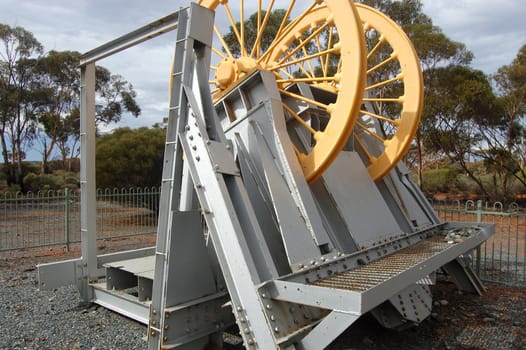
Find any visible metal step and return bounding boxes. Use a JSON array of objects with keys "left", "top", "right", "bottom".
[
  {"left": 104, "top": 255, "right": 155, "bottom": 302},
  {"left": 91, "top": 282, "right": 150, "bottom": 324},
  {"left": 90, "top": 255, "right": 156, "bottom": 325}
]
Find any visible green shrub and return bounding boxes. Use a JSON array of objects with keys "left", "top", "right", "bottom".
[
  {"left": 96, "top": 127, "right": 165, "bottom": 188},
  {"left": 422, "top": 167, "right": 461, "bottom": 193},
  {"left": 23, "top": 173, "right": 63, "bottom": 192}
]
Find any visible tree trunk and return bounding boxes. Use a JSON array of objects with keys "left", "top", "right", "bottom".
[
  {"left": 0, "top": 126, "right": 15, "bottom": 185},
  {"left": 457, "top": 157, "right": 491, "bottom": 200},
  {"left": 40, "top": 138, "right": 49, "bottom": 174}
]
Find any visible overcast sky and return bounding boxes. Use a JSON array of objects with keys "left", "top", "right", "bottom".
[{"left": 1, "top": 0, "right": 525, "bottom": 159}]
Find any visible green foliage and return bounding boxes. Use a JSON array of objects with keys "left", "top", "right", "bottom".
[
  {"left": 1, "top": 24, "right": 141, "bottom": 190},
  {"left": 23, "top": 172, "right": 62, "bottom": 192},
  {"left": 0, "top": 24, "right": 45, "bottom": 188},
  {"left": 421, "top": 166, "right": 461, "bottom": 194},
  {"left": 96, "top": 127, "right": 165, "bottom": 189},
  {"left": 20, "top": 168, "right": 78, "bottom": 192}
]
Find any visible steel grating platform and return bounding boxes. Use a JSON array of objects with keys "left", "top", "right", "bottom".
[
  {"left": 312, "top": 235, "right": 450, "bottom": 292},
  {"left": 265, "top": 225, "right": 493, "bottom": 319}
]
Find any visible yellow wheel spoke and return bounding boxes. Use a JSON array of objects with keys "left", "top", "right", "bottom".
[
  {"left": 278, "top": 68, "right": 296, "bottom": 81},
  {"left": 315, "top": 34, "right": 325, "bottom": 75},
  {"left": 240, "top": 0, "right": 245, "bottom": 57},
  {"left": 363, "top": 97, "right": 402, "bottom": 104},
  {"left": 276, "top": 76, "right": 337, "bottom": 84},
  {"left": 275, "top": 0, "right": 296, "bottom": 38},
  {"left": 323, "top": 29, "right": 334, "bottom": 77},
  {"left": 279, "top": 51, "right": 313, "bottom": 79},
  {"left": 279, "top": 89, "right": 329, "bottom": 111},
  {"left": 337, "top": 57, "right": 343, "bottom": 72},
  {"left": 259, "top": 1, "right": 318, "bottom": 64},
  {"left": 277, "top": 22, "right": 331, "bottom": 65},
  {"left": 365, "top": 74, "right": 402, "bottom": 91},
  {"left": 223, "top": 2, "right": 246, "bottom": 56},
  {"left": 250, "top": 0, "right": 276, "bottom": 58},
  {"left": 212, "top": 47, "right": 226, "bottom": 60},
  {"left": 214, "top": 25, "right": 234, "bottom": 59},
  {"left": 356, "top": 121, "right": 386, "bottom": 144},
  {"left": 367, "top": 52, "right": 397, "bottom": 74},
  {"left": 366, "top": 34, "right": 386, "bottom": 60},
  {"left": 256, "top": 0, "right": 262, "bottom": 57},
  {"left": 300, "top": 39, "right": 316, "bottom": 78},
  {"left": 282, "top": 103, "right": 317, "bottom": 135},
  {"left": 276, "top": 46, "right": 339, "bottom": 71},
  {"left": 360, "top": 109, "right": 401, "bottom": 127},
  {"left": 354, "top": 135, "right": 377, "bottom": 162}
]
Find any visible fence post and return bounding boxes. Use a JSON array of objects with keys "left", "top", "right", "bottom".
[
  {"left": 475, "top": 199, "right": 482, "bottom": 276},
  {"left": 65, "top": 188, "right": 71, "bottom": 252}
]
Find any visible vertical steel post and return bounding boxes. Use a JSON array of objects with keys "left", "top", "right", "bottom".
[
  {"left": 65, "top": 188, "right": 70, "bottom": 252},
  {"left": 79, "top": 63, "right": 97, "bottom": 300}
]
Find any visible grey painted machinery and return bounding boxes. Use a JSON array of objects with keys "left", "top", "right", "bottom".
[{"left": 38, "top": 2, "right": 494, "bottom": 349}]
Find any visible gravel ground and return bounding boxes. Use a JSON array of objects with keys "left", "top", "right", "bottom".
[{"left": 1, "top": 245, "right": 525, "bottom": 350}]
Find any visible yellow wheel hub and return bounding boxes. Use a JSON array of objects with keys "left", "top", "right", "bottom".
[{"left": 215, "top": 56, "right": 261, "bottom": 91}]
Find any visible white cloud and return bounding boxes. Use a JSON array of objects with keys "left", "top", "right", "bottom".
[{"left": 421, "top": 0, "right": 525, "bottom": 73}]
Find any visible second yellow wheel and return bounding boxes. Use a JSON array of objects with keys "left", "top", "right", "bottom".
[{"left": 353, "top": 3, "right": 423, "bottom": 181}]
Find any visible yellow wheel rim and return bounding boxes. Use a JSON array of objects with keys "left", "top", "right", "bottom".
[
  {"left": 196, "top": 0, "right": 367, "bottom": 183},
  {"left": 354, "top": 4, "right": 423, "bottom": 181}
]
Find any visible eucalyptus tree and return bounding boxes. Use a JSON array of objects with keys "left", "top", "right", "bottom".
[
  {"left": 478, "top": 45, "right": 526, "bottom": 200},
  {"left": 36, "top": 50, "right": 141, "bottom": 173},
  {"left": 0, "top": 23, "right": 44, "bottom": 189}
]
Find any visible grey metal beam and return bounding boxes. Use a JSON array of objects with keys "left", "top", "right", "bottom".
[
  {"left": 37, "top": 248, "right": 155, "bottom": 290},
  {"left": 91, "top": 283, "right": 150, "bottom": 324},
  {"left": 80, "top": 11, "right": 181, "bottom": 66},
  {"left": 268, "top": 280, "right": 363, "bottom": 315},
  {"left": 79, "top": 63, "right": 97, "bottom": 301},
  {"left": 296, "top": 311, "right": 359, "bottom": 350},
  {"left": 180, "top": 85, "right": 278, "bottom": 348},
  {"left": 96, "top": 246, "right": 155, "bottom": 267},
  {"left": 38, "top": 257, "right": 82, "bottom": 290}
]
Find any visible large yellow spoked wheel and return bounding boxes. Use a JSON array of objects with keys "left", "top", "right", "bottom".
[
  {"left": 197, "top": 0, "right": 367, "bottom": 183},
  {"left": 353, "top": 4, "right": 423, "bottom": 181}
]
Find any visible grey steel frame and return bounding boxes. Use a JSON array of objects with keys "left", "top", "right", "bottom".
[{"left": 38, "top": 7, "right": 182, "bottom": 303}]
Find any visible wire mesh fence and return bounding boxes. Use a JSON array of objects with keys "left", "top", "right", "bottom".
[
  {"left": 1, "top": 189, "right": 524, "bottom": 286},
  {"left": 0, "top": 187, "right": 160, "bottom": 252}
]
